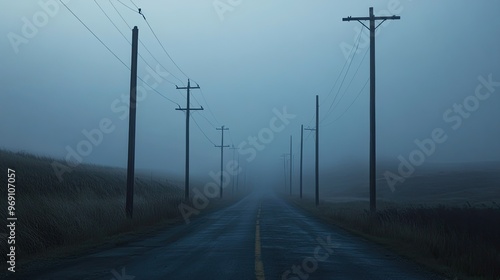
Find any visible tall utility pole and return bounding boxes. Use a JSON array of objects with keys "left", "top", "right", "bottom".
[
  {"left": 281, "top": 153, "right": 289, "bottom": 192},
  {"left": 305, "top": 95, "right": 319, "bottom": 205},
  {"left": 343, "top": 7, "right": 400, "bottom": 213},
  {"left": 125, "top": 26, "right": 139, "bottom": 218},
  {"left": 176, "top": 79, "right": 203, "bottom": 201},
  {"left": 216, "top": 126, "right": 229, "bottom": 198},
  {"left": 235, "top": 152, "right": 240, "bottom": 191},
  {"left": 229, "top": 145, "right": 238, "bottom": 195},
  {"left": 299, "top": 125, "right": 304, "bottom": 199},
  {"left": 289, "top": 135, "right": 293, "bottom": 195},
  {"left": 243, "top": 167, "right": 247, "bottom": 191},
  {"left": 315, "top": 95, "right": 319, "bottom": 206}
]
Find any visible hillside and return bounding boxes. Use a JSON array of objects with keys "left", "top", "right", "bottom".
[{"left": 0, "top": 149, "right": 185, "bottom": 260}]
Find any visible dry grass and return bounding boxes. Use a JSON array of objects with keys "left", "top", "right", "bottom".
[
  {"left": 0, "top": 149, "right": 230, "bottom": 264},
  {"left": 290, "top": 198, "right": 500, "bottom": 280}
]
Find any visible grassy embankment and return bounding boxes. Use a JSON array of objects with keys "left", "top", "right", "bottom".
[
  {"left": 290, "top": 197, "right": 500, "bottom": 280},
  {"left": 0, "top": 149, "right": 237, "bottom": 266}
]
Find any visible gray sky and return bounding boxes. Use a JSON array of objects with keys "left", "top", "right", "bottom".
[{"left": 1, "top": 0, "right": 500, "bottom": 188}]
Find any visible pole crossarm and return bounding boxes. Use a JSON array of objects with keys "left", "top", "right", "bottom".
[
  {"left": 176, "top": 107, "right": 203, "bottom": 111},
  {"left": 342, "top": 15, "right": 400, "bottom": 30},
  {"left": 176, "top": 83, "right": 200, "bottom": 90}
]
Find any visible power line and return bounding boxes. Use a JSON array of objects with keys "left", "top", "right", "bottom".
[
  {"left": 142, "top": 13, "right": 190, "bottom": 79},
  {"left": 304, "top": 32, "right": 363, "bottom": 128},
  {"left": 228, "top": 129, "right": 236, "bottom": 147},
  {"left": 128, "top": 0, "right": 139, "bottom": 9},
  {"left": 192, "top": 108, "right": 217, "bottom": 129},
  {"left": 190, "top": 80, "right": 221, "bottom": 126},
  {"left": 320, "top": 77, "right": 369, "bottom": 127},
  {"left": 191, "top": 115, "right": 216, "bottom": 146},
  {"left": 115, "top": 0, "right": 136, "bottom": 12},
  {"left": 137, "top": 76, "right": 181, "bottom": 106},
  {"left": 321, "top": 46, "right": 369, "bottom": 123},
  {"left": 62, "top": 0, "right": 180, "bottom": 107},
  {"left": 304, "top": 129, "right": 314, "bottom": 142},
  {"left": 109, "top": 0, "right": 185, "bottom": 86},
  {"left": 321, "top": 30, "right": 363, "bottom": 105},
  {"left": 201, "top": 89, "right": 221, "bottom": 125},
  {"left": 95, "top": 0, "right": 130, "bottom": 43},
  {"left": 60, "top": 0, "right": 129, "bottom": 69},
  {"left": 322, "top": 31, "right": 364, "bottom": 121},
  {"left": 95, "top": 0, "right": 178, "bottom": 88},
  {"left": 189, "top": 91, "right": 204, "bottom": 108}
]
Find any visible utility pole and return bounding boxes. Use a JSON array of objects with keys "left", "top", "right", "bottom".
[
  {"left": 125, "top": 26, "right": 138, "bottom": 218},
  {"left": 343, "top": 7, "right": 400, "bottom": 213},
  {"left": 281, "top": 153, "right": 289, "bottom": 192},
  {"left": 304, "top": 95, "right": 319, "bottom": 205},
  {"left": 176, "top": 79, "right": 203, "bottom": 201},
  {"left": 300, "top": 124, "right": 304, "bottom": 199},
  {"left": 315, "top": 95, "right": 319, "bottom": 206},
  {"left": 244, "top": 168, "right": 247, "bottom": 191},
  {"left": 289, "top": 135, "right": 293, "bottom": 195},
  {"left": 236, "top": 152, "right": 240, "bottom": 191},
  {"left": 229, "top": 145, "right": 238, "bottom": 195},
  {"left": 216, "top": 126, "right": 229, "bottom": 198}
]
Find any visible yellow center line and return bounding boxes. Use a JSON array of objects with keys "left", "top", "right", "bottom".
[{"left": 255, "top": 204, "right": 265, "bottom": 280}]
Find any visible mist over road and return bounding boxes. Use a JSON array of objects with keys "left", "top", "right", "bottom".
[{"left": 13, "top": 191, "right": 444, "bottom": 279}]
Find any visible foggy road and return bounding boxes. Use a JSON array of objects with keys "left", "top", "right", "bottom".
[{"left": 15, "top": 192, "right": 444, "bottom": 280}]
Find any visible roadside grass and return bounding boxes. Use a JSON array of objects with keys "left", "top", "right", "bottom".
[
  {"left": 289, "top": 197, "right": 500, "bottom": 280},
  {"left": 0, "top": 149, "right": 239, "bottom": 267}
]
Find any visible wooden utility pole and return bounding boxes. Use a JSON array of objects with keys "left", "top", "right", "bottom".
[
  {"left": 216, "top": 126, "right": 230, "bottom": 198},
  {"left": 244, "top": 167, "right": 247, "bottom": 191},
  {"left": 304, "top": 95, "right": 319, "bottom": 205},
  {"left": 315, "top": 95, "right": 319, "bottom": 206},
  {"left": 281, "top": 153, "right": 288, "bottom": 192},
  {"left": 125, "top": 26, "right": 139, "bottom": 218},
  {"left": 289, "top": 135, "right": 293, "bottom": 195},
  {"left": 176, "top": 79, "right": 203, "bottom": 201},
  {"left": 343, "top": 7, "right": 400, "bottom": 213},
  {"left": 299, "top": 124, "right": 304, "bottom": 199},
  {"left": 235, "top": 152, "right": 240, "bottom": 191},
  {"left": 229, "top": 145, "right": 238, "bottom": 195}
]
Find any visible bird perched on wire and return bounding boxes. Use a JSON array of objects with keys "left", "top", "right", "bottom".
[{"left": 138, "top": 8, "right": 146, "bottom": 20}]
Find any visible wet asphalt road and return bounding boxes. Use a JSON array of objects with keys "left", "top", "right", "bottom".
[{"left": 11, "top": 191, "right": 445, "bottom": 279}]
